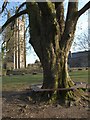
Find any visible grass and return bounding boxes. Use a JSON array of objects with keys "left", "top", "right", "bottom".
[
  {"left": 69, "top": 70, "right": 89, "bottom": 83},
  {"left": 2, "top": 70, "right": 89, "bottom": 91},
  {"left": 2, "top": 73, "right": 43, "bottom": 91}
]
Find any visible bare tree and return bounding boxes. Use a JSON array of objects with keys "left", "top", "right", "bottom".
[
  {"left": 0, "top": 1, "right": 90, "bottom": 103},
  {"left": 73, "top": 29, "right": 90, "bottom": 51}
]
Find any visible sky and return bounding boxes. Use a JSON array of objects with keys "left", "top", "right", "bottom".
[{"left": 0, "top": 0, "right": 89, "bottom": 65}]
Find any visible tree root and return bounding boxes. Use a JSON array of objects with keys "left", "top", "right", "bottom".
[{"left": 28, "top": 85, "right": 89, "bottom": 106}]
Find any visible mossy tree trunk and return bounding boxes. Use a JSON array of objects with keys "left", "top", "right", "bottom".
[
  {"left": 26, "top": 2, "right": 88, "bottom": 103},
  {"left": 0, "top": 0, "right": 90, "bottom": 104}
]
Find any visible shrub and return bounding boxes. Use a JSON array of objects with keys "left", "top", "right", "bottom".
[{"left": 78, "top": 68, "right": 82, "bottom": 70}]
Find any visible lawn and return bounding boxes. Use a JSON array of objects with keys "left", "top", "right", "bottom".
[
  {"left": 2, "top": 70, "right": 89, "bottom": 91},
  {"left": 2, "top": 73, "right": 43, "bottom": 91},
  {"left": 69, "top": 70, "right": 89, "bottom": 83}
]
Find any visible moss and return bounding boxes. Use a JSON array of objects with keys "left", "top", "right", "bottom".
[
  {"left": 47, "top": 2, "right": 56, "bottom": 14},
  {"left": 55, "top": 80, "right": 58, "bottom": 88},
  {"left": 68, "top": 80, "right": 75, "bottom": 87},
  {"left": 49, "top": 91, "right": 57, "bottom": 104}
]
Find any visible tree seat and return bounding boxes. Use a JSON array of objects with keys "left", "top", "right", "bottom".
[{"left": 31, "top": 83, "right": 88, "bottom": 92}]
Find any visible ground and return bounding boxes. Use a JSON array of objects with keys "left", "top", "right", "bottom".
[
  {"left": 2, "top": 86, "right": 89, "bottom": 118},
  {"left": 1, "top": 70, "right": 89, "bottom": 118}
]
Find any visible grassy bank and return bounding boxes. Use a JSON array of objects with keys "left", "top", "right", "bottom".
[{"left": 2, "top": 70, "right": 89, "bottom": 91}]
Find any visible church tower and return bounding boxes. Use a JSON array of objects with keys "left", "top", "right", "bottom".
[
  {"left": 4, "top": 10, "right": 26, "bottom": 70},
  {"left": 13, "top": 14, "right": 26, "bottom": 69}
]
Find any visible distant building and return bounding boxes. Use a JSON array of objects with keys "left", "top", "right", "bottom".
[
  {"left": 68, "top": 50, "right": 90, "bottom": 68},
  {"left": 3, "top": 11, "right": 26, "bottom": 70}
]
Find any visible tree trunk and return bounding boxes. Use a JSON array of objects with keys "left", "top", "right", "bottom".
[
  {"left": 26, "top": 2, "right": 87, "bottom": 104},
  {"left": 41, "top": 45, "right": 75, "bottom": 102}
]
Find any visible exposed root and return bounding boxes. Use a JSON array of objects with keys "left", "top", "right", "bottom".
[
  {"left": 27, "top": 83, "right": 89, "bottom": 106},
  {"left": 49, "top": 91, "right": 58, "bottom": 104}
]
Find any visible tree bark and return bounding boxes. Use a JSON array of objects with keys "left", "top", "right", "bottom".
[
  {"left": 42, "top": 46, "right": 75, "bottom": 102},
  {"left": 26, "top": 2, "right": 88, "bottom": 103}
]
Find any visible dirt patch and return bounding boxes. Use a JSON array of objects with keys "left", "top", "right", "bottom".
[{"left": 2, "top": 89, "right": 90, "bottom": 119}]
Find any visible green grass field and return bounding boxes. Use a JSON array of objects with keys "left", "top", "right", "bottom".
[
  {"left": 2, "top": 70, "right": 89, "bottom": 91},
  {"left": 69, "top": 70, "right": 89, "bottom": 83}
]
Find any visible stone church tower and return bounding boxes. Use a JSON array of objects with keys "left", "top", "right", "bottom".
[{"left": 4, "top": 11, "right": 26, "bottom": 69}]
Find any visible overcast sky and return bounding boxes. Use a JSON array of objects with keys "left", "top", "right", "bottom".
[{"left": 0, "top": 0, "right": 89, "bottom": 64}]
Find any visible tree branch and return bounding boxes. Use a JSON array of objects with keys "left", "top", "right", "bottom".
[
  {"left": 38, "top": 2, "right": 55, "bottom": 17},
  {"left": 54, "top": 2, "right": 62, "bottom": 9},
  {"left": 38, "top": 2, "right": 51, "bottom": 16},
  {"left": 0, "top": 9, "right": 28, "bottom": 33},
  {"left": 55, "top": 2, "right": 65, "bottom": 36},
  {"left": 78, "top": 1, "right": 90, "bottom": 18},
  {"left": 0, "top": 0, "right": 8, "bottom": 14},
  {"left": 60, "top": 1, "right": 78, "bottom": 50},
  {"left": 16, "top": 2, "right": 26, "bottom": 13}
]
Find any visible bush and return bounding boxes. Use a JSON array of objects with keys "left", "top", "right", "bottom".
[
  {"left": 32, "top": 72, "right": 37, "bottom": 75},
  {"left": 78, "top": 68, "right": 82, "bottom": 70},
  {"left": 86, "top": 67, "right": 88, "bottom": 70}
]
